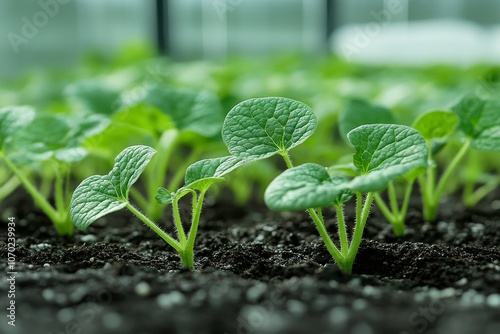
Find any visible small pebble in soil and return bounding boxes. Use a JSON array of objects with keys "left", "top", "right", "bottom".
[
  {"left": 328, "top": 307, "right": 350, "bottom": 325},
  {"left": 42, "top": 288, "right": 55, "bottom": 301},
  {"left": 30, "top": 243, "right": 52, "bottom": 250},
  {"left": 134, "top": 282, "right": 151, "bottom": 297},
  {"left": 157, "top": 291, "right": 187, "bottom": 309},
  {"left": 286, "top": 300, "right": 307, "bottom": 315},
  {"left": 246, "top": 283, "right": 267, "bottom": 302},
  {"left": 43, "top": 263, "right": 50, "bottom": 267},
  {"left": 456, "top": 278, "right": 468, "bottom": 286},
  {"left": 80, "top": 234, "right": 97, "bottom": 243},
  {"left": 190, "top": 289, "right": 207, "bottom": 307},
  {"left": 469, "top": 223, "right": 484, "bottom": 236},
  {"left": 102, "top": 312, "right": 123, "bottom": 329},
  {"left": 486, "top": 294, "right": 500, "bottom": 308},
  {"left": 352, "top": 298, "right": 368, "bottom": 311},
  {"left": 57, "top": 308, "right": 74, "bottom": 322}
]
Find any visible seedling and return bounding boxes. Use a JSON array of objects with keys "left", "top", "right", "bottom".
[
  {"left": 112, "top": 86, "right": 225, "bottom": 221},
  {"left": 265, "top": 124, "right": 428, "bottom": 273},
  {"left": 70, "top": 146, "right": 244, "bottom": 269},
  {"left": 415, "top": 96, "right": 500, "bottom": 221},
  {"left": 338, "top": 99, "right": 428, "bottom": 236},
  {"left": 0, "top": 107, "right": 109, "bottom": 236},
  {"left": 70, "top": 96, "right": 317, "bottom": 269}
]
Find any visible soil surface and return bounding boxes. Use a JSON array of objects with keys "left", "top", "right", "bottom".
[{"left": 1, "top": 187, "right": 500, "bottom": 334}]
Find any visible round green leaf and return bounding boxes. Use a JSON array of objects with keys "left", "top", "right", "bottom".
[
  {"left": 347, "top": 124, "right": 428, "bottom": 192},
  {"left": 339, "top": 99, "right": 395, "bottom": 143},
  {"left": 412, "top": 110, "right": 459, "bottom": 141},
  {"left": 222, "top": 97, "right": 317, "bottom": 160},
  {"left": 264, "top": 163, "right": 349, "bottom": 211},
  {"left": 70, "top": 145, "right": 156, "bottom": 229},
  {"left": 451, "top": 96, "right": 500, "bottom": 151}
]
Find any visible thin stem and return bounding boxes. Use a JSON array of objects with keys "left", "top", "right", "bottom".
[
  {"left": 346, "top": 192, "right": 375, "bottom": 271},
  {"left": 125, "top": 203, "right": 181, "bottom": 252},
  {"left": 281, "top": 151, "right": 294, "bottom": 169},
  {"left": 434, "top": 139, "right": 471, "bottom": 203},
  {"left": 172, "top": 196, "right": 187, "bottom": 247},
  {"left": 1, "top": 154, "right": 59, "bottom": 223},
  {"left": 307, "top": 208, "right": 343, "bottom": 263},
  {"left": 146, "top": 129, "right": 179, "bottom": 220},
  {"left": 374, "top": 193, "right": 395, "bottom": 222},
  {"left": 399, "top": 180, "right": 414, "bottom": 223},
  {"left": 463, "top": 177, "right": 500, "bottom": 207},
  {"left": 335, "top": 204, "right": 349, "bottom": 256},
  {"left": 55, "top": 172, "right": 66, "bottom": 215},
  {"left": 0, "top": 176, "right": 20, "bottom": 202},
  {"left": 387, "top": 182, "right": 400, "bottom": 218}
]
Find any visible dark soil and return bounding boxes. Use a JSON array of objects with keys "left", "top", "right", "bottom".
[{"left": 1, "top": 187, "right": 499, "bottom": 334}]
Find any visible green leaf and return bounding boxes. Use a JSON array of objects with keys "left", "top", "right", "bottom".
[
  {"left": 264, "top": 163, "right": 350, "bottom": 211},
  {"left": 412, "top": 110, "right": 459, "bottom": 141},
  {"left": 120, "top": 86, "right": 223, "bottom": 137},
  {"left": 70, "top": 145, "right": 156, "bottom": 229},
  {"left": 7, "top": 114, "right": 110, "bottom": 163},
  {"left": 155, "top": 187, "right": 174, "bottom": 205},
  {"left": 339, "top": 99, "right": 395, "bottom": 142},
  {"left": 65, "top": 81, "right": 120, "bottom": 115},
  {"left": 0, "top": 106, "right": 35, "bottom": 148},
  {"left": 451, "top": 96, "right": 500, "bottom": 151},
  {"left": 222, "top": 97, "right": 317, "bottom": 159},
  {"left": 184, "top": 156, "right": 243, "bottom": 191},
  {"left": 347, "top": 124, "right": 428, "bottom": 192}
]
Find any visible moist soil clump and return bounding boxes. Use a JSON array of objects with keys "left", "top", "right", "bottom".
[{"left": 1, "top": 188, "right": 499, "bottom": 334}]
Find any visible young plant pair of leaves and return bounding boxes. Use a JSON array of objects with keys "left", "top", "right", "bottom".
[
  {"left": 265, "top": 120, "right": 428, "bottom": 273},
  {"left": 112, "top": 85, "right": 225, "bottom": 221},
  {"left": 338, "top": 99, "right": 429, "bottom": 236},
  {"left": 70, "top": 97, "right": 316, "bottom": 269},
  {"left": 415, "top": 95, "right": 500, "bottom": 221},
  {"left": 0, "top": 106, "right": 110, "bottom": 236}
]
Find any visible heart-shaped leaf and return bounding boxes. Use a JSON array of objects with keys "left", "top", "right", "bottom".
[
  {"left": 155, "top": 187, "right": 174, "bottom": 205},
  {"left": 451, "top": 95, "right": 500, "bottom": 151},
  {"left": 8, "top": 114, "right": 110, "bottom": 163},
  {"left": 70, "top": 145, "right": 156, "bottom": 229},
  {"left": 347, "top": 124, "right": 428, "bottom": 192},
  {"left": 339, "top": 99, "right": 395, "bottom": 143},
  {"left": 0, "top": 106, "right": 35, "bottom": 148},
  {"left": 412, "top": 110, "right": 459, "bottom": 141},
  {"left": 183, "top": 156, "right": 245, "bottom": 191},
  {"left": 222, "top": 97, "right": 317, "bottom": 160},
  {"left": 264, "top": 163, "right": 350, "bottom": 211}
]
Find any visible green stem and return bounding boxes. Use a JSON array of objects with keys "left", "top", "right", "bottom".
[
  {"left": 0, "top": 176, "right": 20, "bottom": 202},
  {"left": 146, "top": 129, "right": 179, "bottom": 220},
  {"left": 335, "top": 204, "right": 349, "bottom": 256},
  {"left": 434, "top": 139, "right": 471, "bottom": 204},
  {"left": 125, "top": 203, "right": 181, "bottom": 252},
  {"left": 387, "top": 182, "right": 400, "bottom": 218},
  {"left": 307, "top": 208, "right": 343, "bottom": 263},
  {"left": 181, "top": 190, "right": 206, "bottom": 270},
  {"left": 374, "top": 193, "right": 395, "bottom": 222},
  {"left": 463, "top": 177, "right": 500, "bottom": 207},
  {"left": 423, "top": 139, "right": 471, "bottom": 221},
  {"left": 345, "top": 192, "right": 375, "bottom": 274},
  {"left": 1, "top": 154, "right": 60, "bottom": 226},
  {"left": 172, "top": 196, "right": 187, "bottom": 247},
  {"left": 281, "top": 151, "right": 294, "bottom": 169}
]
